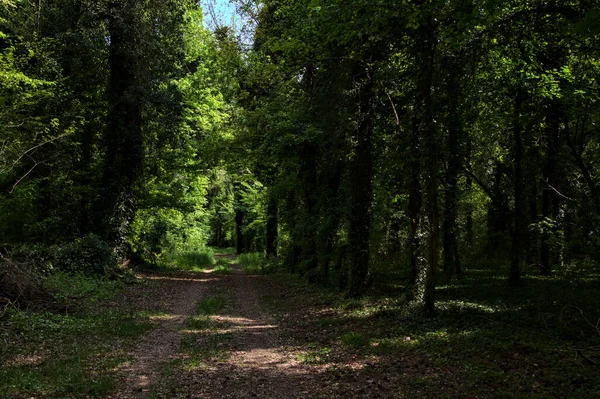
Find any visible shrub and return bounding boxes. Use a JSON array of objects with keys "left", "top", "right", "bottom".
[{"left": 53, "top": 234, "right": 117, "bottom": 275}]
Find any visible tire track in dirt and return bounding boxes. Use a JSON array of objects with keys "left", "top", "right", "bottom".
[
  {"left": 110, "top": 272, "right": 212, "bottom": 398},
  {"left": 174, "top": 262, "right": 323, "bottom": 398}
]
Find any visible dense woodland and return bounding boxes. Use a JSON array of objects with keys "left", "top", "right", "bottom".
[{"left": 1, "top": 0, "right": 600, "bottom": 397}]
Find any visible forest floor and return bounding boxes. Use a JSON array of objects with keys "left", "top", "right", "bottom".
[{"left": 2, "top": 251, "right": 599, "bottom": 398}]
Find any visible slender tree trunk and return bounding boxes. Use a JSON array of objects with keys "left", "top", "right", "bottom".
[
  {"left": 465, "top": 139, "right": 474, "bottom": 248},
  {"left": 347, "top": 60, "right": 375, "bottom": 298},
  {"left": 527, "top": 170, "right": 539, "bottom": 268},
  {"left": 406, "top": 164, "right": 422, "bottom": 301},
  {"left": 420, "top": 19, "right": 438, "bottom": 316},
  {"left": 235, "top": 208, "right": 244, "bottom": 255},
  {"left": 541, "top": 100, "right": 560, "bottom": 276},
  {"left": 266, "top": 194, "right": 278, "bottom": 257},
  {"left": 299, "top": 141, "right": 318, "bottom": 273},
  {"left": 510, "top": 91, "right": 524, "bottom": 287},
  {"left": 443, "top": 65, "right": 463, "bottom": 280},
  {"left": 317, "top": 167, "right": 342, "bottom": 284}
]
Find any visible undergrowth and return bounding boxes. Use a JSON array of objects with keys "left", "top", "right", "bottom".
[
  {"left": 0, "top": 271, "right": 153, "bottom": 398},
  {"left": 260, "top": 266, "right": 600, "bottom": 398},
  {"left": 238, "top": 252, "right": 275, "bottom": 274}
]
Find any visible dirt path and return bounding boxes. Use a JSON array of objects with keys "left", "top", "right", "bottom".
[
  {"left": 111, "top": 272, "right": 212, "bottom": 398},
  {"left": 114, "top": 260, "right": 376, "bottom": 398},
  {"left": 206, "top": 265, "right": 321, "bottom": 398}
]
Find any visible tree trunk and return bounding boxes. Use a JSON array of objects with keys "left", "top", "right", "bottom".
[
  {"left": 465, "top": 139, "right": 474, "bottom": 249},
  {"left": 443, "top": 64, "right": 463, "bottom": 280},
  {"left": 541, "top": 100, "right": 560, "bottom": 276},
  {"left": 266, "top": 194, "right": 278, "bottom": 257},
  {"left": 347, "top": 60, "right": 375, "bottom": 298},
  {"left": 99, "top": 2, "right": 143, "bottom": 254},
  {"left": 510, "top": 91, "right": 524, "bottom": 287},
  {"left": 235, "top": 208, "right": 244, "bottom": 255}
]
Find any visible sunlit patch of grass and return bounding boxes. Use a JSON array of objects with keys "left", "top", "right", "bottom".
[
  {"left": 136, "top": 310, "right": 170, "bottom": 318},
  {"left": 185, "top": 315, "right": 211, "bottom": 330},
  {"left": 211, "top": 247, "right": 237, "bottom": 256},
  {"left": 436, "top": 300, "right": 507, "bottom": 314},
  {"left": 157, "top": 248, "right": 215, "bottom": 271},
  {"left": 238, "top": 252, "right": 276, "bottom": 274},
  {"left": 297, "top": 345, "right": 331, "bottom": 364}
]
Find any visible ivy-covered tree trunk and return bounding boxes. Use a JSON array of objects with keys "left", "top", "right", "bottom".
[{"left": 98, "top": 1, "right": 143, "bottom": 254}]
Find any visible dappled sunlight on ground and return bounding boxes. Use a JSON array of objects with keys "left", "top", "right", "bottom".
[
  {"left": 143, "top": 275, "right": 219, "bottom": 284},
  {"left": 5, "top": 354, "right": 45, "bottom": 367},
  {"left": 148, "top": 314, "right": 180, "bottom": 321}
]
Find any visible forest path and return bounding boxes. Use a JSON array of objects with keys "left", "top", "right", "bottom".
[
  {"left": 147, "top": 255, "right": 325, "bottom": 398},
  {"left": 110, "top": 271, "right": 211, "bottom": 398},
  {"left": 114, "top": 254, "right": 388, "bottom": 398}
]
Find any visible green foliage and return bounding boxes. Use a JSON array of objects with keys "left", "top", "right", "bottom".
[
  {"left": 43, "top": 271, "right": 124, "bottom": 308},
  {"left": 238, "top": 252, "right": 275, "bottom": 274},
  {"left": 297, "top": 344, "right": 331, "bottom": 364},
  {"left": 339, "top": 332, "right": 370, "bottom": 349},
  {"left": 162, "top": 249, "right": 215, "bottom": 271},
  {"left": 196, "top": 295, "right": 226, "bottom": 315},
  {"left": 52, "top": 234, "right": 117, "bottom": 275}
]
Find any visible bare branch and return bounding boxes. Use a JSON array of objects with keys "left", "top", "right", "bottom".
[
  {"left": 10, "top": 160, "right": 46, "bottom": 193},
  {"left": 0, "top": 133, "right": 67, "bottom": 175},
  {"left": 543, "top": 179, "right": 575, "bottom": 201},
  {"left": 386, "top": 91, "right": 400, "bottom": 126}
]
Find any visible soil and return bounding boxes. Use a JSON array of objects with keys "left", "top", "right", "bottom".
[
  {"left": 110, "top": 272, "right": 212, "bottom": 398},
  {"left": 112, "top": 259, "right": 340, "bottom": 399},
  {"left": 109, "top": 258, "right": 461, "bottom": 399}
]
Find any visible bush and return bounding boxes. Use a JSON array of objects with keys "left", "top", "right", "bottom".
[{"left": 53, "top": 234, "right": 117, "bottom": 275}]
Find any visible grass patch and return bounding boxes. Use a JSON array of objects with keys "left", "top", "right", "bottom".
[
  {"left": 175, "top": 289, "right": 234, "bottom": 370},
  {"left": 0, "top": 273, "right": 154, "bottom": 398},
  {"left": 297, "top": 344, "right": 331, "bottom": 364},
  {"left": 196, "top": 295, "right": 226, "bottom": 315},
  {"left": 211, "top": 247, "right": 237, "bottom": 256},
  {"left": 43, "top": 272, "right": 125, "bottom": 309},
  {"left": 185, "top": 315, "right": 212, "bottom": 330},
  {"left": 340, "top": 332, "right": 370, "bottom": 348},
  {"left": 156, "top": 248, "right": 215, "bottom": 271},
  {"left": 178, "top": 331, "right": 232, "bottom": 368},
  {"left": 212, "top": 258, "right": 233, "bottom": 274},
  {"left": 238, "top": 252, "right": 275, "bottom": 274}
]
